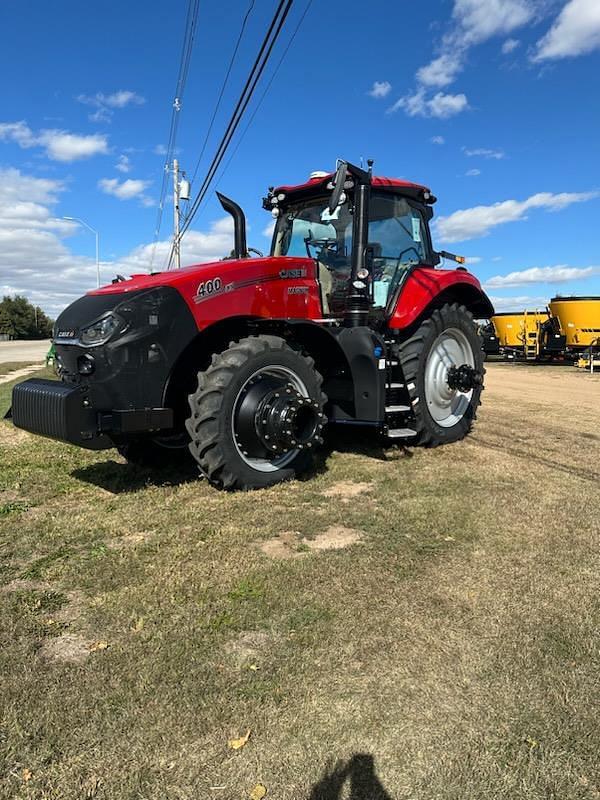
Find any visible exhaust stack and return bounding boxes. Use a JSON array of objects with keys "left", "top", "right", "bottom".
[{"left": 216, "top": 191, "right": 248, "bottom": 259}]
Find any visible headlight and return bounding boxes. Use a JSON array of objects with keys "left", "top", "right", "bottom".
[{"left": 80, "top": 313, "right": 121, "bottom": 346}]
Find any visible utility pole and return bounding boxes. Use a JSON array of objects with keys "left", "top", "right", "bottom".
[{"left": 173, "top": 158, "right": 181, "bottom": 270}]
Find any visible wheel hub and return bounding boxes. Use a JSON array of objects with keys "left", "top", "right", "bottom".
[
  {"left": 256, "top": 384, "right": 322, "bottom": 454},
  {"left": 447, "top": 363, "right": 482, "bottom": 392},
  {"left": 234, "top": 372, "right": 324, "bottom": 462}
]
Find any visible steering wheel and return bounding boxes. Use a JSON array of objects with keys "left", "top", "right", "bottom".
[
  {"left": 247, "top": 247, "right": 263, "bottom": 257},
  {"left": 304, "top": 236, "right": 338, "bottom": 263}
]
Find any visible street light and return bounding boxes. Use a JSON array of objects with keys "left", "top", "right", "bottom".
[{"left": 63, "top": 216, "right": 100, "bottom": 288}]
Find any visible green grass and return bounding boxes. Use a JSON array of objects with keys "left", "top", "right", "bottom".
[{"left": 0, "top": 365, "right": 598, "bottom": 799}]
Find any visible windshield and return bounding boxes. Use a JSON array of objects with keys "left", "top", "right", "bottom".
[
  {"left": 272, "top": 197, "right": 352, "bottom": 267},
  {"left": 271, "top": 191, "right": 430, "bottom": 312}
]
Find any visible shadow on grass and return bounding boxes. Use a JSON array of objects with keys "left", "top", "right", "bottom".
[
  {"left": 72, "top": 459, "right": 199, "bottom": 494},
  {"left": 72, "top": 426, "right": 408, "bottom": 494},
  {"left": 309, "top": 753, "right": 393, "bottom": 799},
  {"left": 325, "top": 425, "right": 413, "bottom": 463}
]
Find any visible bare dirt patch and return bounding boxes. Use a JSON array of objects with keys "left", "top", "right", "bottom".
[
  {"left": 304, "top": 525, "right": 363, "bottom": 551},
  {"left": 106, "top": 531, "right": 153, "bottom": 550},
  {"left": 259, "top": 531, "right": 302, "bottom": 559},
  {"left": 259, "top": 526, "right": 363, "bottom": 559},
  {"left": 38, "top": 633, "right": 91, "bottom": 665},
  {"left": 0, "top": 363, "right": 45, "bottom": 385},
  {"left": 224, "top": 630, "right": 272, "bottom": 668},
  {"left": 321, "top": 481, "right": 373, "bottom": 501}
]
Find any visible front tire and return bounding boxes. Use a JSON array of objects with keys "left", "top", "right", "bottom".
[
  {"left": 185, "top": 335, "right": 327, "bottom": 490},
  {"left": 398, "top": 303, "right": 484, "bottom": 447}
]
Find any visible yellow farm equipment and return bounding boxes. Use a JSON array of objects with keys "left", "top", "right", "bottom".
[
  {"left": 549, "top": 296, "right": 600, "bottom": 352},
  {"left": 490, "top": 310, "right": 564, "bottom": 360}
]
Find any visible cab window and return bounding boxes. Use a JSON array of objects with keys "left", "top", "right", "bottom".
[{"left": 368, "top": 194, "right": 429, "bottom": 308}]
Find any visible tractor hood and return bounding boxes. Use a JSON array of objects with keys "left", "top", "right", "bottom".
[
  {"left": 52, "top": 258, "right": 243, "bottom": 343},
  {"left": 53, "top": 254, "right": 318, "bottom": 344},
  {"left": 88, "top": 257, "right": 245, "bottom": 297}
]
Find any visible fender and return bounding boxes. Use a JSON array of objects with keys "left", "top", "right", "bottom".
[{"left": 388, "top": 266, "right": 494, "bottom": 330}]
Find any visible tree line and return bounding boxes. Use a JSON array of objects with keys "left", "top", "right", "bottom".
[{"left": 0, "top": 296, "right": 54, "bottom": 340}]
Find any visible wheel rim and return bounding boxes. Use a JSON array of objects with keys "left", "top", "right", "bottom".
[
  {"left": 424, "top": 327, "right": 475, "bottom": 428},
  {"left": 232, "top": 365, "right": 322, "bottom": 473}
]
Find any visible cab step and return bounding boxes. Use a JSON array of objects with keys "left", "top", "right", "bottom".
[
  {"left": 385, "top": 404, "right": 411, "bottom": 413},
  {"left": 387, "top": 382, "right": 405, "bottom": 389},
  {"left": 386, "top": 427, "right": 417, "bottom": 439}
]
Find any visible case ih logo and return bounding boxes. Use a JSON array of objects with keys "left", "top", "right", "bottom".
[
  {"left": 279, "top": 268, "right": 306, "bottom": 279},
  {"left": 57, "top": 330, "right": 76, "bottom": 338}
]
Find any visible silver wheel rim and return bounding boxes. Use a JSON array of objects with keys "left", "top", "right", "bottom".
[
  {"left": 232, "top": 365, "right": 308, "bottom": 473},
  {"left": 424, "top": 328, "right": 475, "bottom": 428}
]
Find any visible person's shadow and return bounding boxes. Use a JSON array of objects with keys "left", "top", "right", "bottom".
[{"left": 308, "top": 753, "right": 393, "bottom": 799}]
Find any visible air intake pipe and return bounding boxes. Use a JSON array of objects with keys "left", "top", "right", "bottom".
[{"left": 216, "top": 191, "right": 248, "bottom": 259}]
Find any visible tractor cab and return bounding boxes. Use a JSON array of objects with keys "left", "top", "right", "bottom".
[{"left": 264, "top": 162, "right": 440, "bottom": 319}]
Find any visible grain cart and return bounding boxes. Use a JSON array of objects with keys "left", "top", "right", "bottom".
[{"left": 10, "top": 161, "right": 493, "bottom": 489}]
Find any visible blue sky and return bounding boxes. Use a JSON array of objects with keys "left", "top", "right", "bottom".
[{"left": 1, "top": 0, "right": 599, "bottom": 316}]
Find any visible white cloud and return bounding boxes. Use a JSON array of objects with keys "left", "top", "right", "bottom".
[
  {"left": 430, "top": 135, "right": 445, "bottom": 145},
  {"left": 391, "top": 0, "right": 534, "bottom": 120},
  {"left": 417, "top": 53, "right": 463, "bottom": 88},
  {"left": 533, "top": 0, "right": 600, "bottom": 61},
  {"left": 0, "top": 121, "right": 37, "bottom": 148},
  {"left": 115, "top": 154, "right": 131, "bottom": 173},
  {"left": 0, "top": 167, "right": 238, "bottom": 316},
  {"left": 388, "top": 89, "right": 468, "bottom": 119},
  {"left": 435, "top": 190, "right": 598, "bottom": 242},
  {"left": 0, "top": 120, "right": 109, "bottom": 161},
  {"left": 502, "top": 37, "right": 521, "bottom": 53},
  {"left": 466, "top": 168, "right": 481, "bottom": 176},
  {"left": 154, "top": 144, "right": 168, "bottom": 156},
  {"left": 40, "top": 131, "right": 109, "bottom": 162},
  {"left": 486, "top": 265, "right": 597, "bottom": 287},
  {"left": 77, "top": 90, "right": 145, "bottom": 122},
  {"left": 463, "top": 146, "right": 505, "bottom": 159},
  {"left": 452, "top": 0, "right": 534, "bottom": 46},
  {"left": 489, "top": 294, "right": 550, "bottom": 312},
  {"left": 368, "top": 81, "right": 392, "bottom": 98},
  {"left": 98, "top": 177, "right": 151, "bottom": 203},
  {"left": 103, "top": 90, "right": 145, "bottom": 108}
]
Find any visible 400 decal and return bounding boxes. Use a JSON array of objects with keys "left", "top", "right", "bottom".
[{"left": 193, "top": 277, "right": 231, "bottom": 303}]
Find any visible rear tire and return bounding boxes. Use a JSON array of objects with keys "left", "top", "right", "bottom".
[
  {"left": 185, "top": 335, "right": 327, "bottom": 490},
  {"left": 398, "top": 303, "right": 484, "bottom": 447}
]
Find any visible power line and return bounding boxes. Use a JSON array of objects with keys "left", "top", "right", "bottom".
[
  {"left": 167, "top": 0, "right": 294, "bottom": 267},
  {"left": 188, "top": 0, "right": 256, "bottom": 189},
  {"left": 149, "top": 0, "right": 200, "bottom": 271},
  {"left": 215, "top": 0, "right": 313, "bottom": 187}
]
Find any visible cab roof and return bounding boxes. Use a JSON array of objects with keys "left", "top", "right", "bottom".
[{"left": 272, "top": 173, "right": 436, "bottom": 204}]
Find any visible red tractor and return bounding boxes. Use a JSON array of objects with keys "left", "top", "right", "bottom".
[{"left": 10, "top": 160, "right": 493, "bottom": 489}]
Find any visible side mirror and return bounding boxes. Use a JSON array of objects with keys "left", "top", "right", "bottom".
[{"left": 328, "top": 162, "right": 348, "bottom": 214}]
